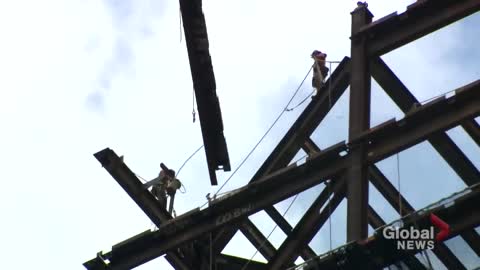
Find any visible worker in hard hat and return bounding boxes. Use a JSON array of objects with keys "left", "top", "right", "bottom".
[
  {"left": 151, "top": 163, "right": 182, "bottom": 214},
  {"left": 311, "top": 50, "right": 329, "bottom": 91}
]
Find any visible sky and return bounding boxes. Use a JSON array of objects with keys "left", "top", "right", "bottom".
[{"left": 0, "top": 0, "right": 479, "bottom": 269}]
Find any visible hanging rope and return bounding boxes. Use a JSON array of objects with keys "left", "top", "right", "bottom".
[
  {"left": 327, "top": 180, "right": 333, "bottom": 251},
  {"left": 176, "top": 144, "right": 204, "bottom": 177},
  {"left": 328, "top": 61, "right": 332, "bottom": 108},
  {"left": 396, "top": 153, "right": 402, "bottom": 217},
  {"left": 210, "top": 233, "right": 213, "bottom": 270},
  {"left": 192, "top": 89, "right": 196, "bottom": 123},
  {"left": 240, "top": 194, "right": 300, "bottom": 270},
  {"left": 421, "top": 250, "right": 434, "bottom": 270},
  {"left": 179, "top": 8, "right": 183, "bottom": 43}
]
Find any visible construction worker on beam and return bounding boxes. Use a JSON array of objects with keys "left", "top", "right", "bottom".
[
  {"left": 150, "top": 163, "right": 182, "bottom": 215},
  {"left": 311, "top": 50, "right": 329, "bottom": 92}
]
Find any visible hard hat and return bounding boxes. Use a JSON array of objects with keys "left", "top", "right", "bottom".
[{"left": 311, "top": 50, "right": 321, "bottom": 57}]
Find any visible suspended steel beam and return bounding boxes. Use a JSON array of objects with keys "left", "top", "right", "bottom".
[
  {"left": 356, "top": 0, "right": 480, "bottom": 56},
  {"left": 84, "top": 82, "right": 480, "bottom": 269},
  {"left": 267, "top": 177, "right": 346, "bottom": 270},
  {"left": 347, "top": 3, "right": 372, "bottom": 242},
  {"left": 370, "top": 57, "right": 480, "bottom": 186},
  {"left": 213, "top": 57, "right": 351, "bottom": 255},
  {"left": 179, "top": 0, "right": 230, "bottom": 185}
]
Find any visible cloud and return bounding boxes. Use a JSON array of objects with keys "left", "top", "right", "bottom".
[{"left": 85, "top": 0, "right": 168, "bottom": 112}]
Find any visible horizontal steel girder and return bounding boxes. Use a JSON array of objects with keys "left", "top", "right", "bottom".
[
  {"left": 371, "top": 56, "right": 480, "bottom": 187},
  {"left": 85, "top": 80, "right": 480, "bottom": 269},
  {"left": 354, "top": 0, "right": 480, "bottom": 56},
  {"left": 297, "top": 184, "right": 480, "bottom": 269}
]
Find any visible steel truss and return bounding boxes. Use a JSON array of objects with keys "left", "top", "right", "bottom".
[{"left": 84, "top": 0, "right": 480, "bottom": 269}]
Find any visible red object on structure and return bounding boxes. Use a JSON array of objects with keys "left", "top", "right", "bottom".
[{"left": 430, "top": 213, "right": 450, "bottom": 242}]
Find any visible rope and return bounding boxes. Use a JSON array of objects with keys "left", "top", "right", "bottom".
[
  {"left": 240, "top": 194, "right": 300, "bottom": 270},
  {"left": 285, "top": 89, "right": 315, "bottom": 112},
  {"left": 396, "top": 153, "right": 402, "bottom": 218},
  {"left": 328, "top": 62, "right": 332, "bottom": 108},
  {"left": 211, "top": 65, "right": 314, "bottom": 199},
  {"left": 293, "top": 154, "right": 308, "bottom": 164},
  {"left": 327, "top": 180, "right": 333, "bottom": 251},
  {"left": 176, "top": 145, "right": 204, "bottom": 177},
  {"left": 286, "top": 60, "right": 338, "bottom": 112},
  {"left": 210, "top": 233, "right": 213, "bottom": 270},
  {"left": 192, "top": 89, "right": 196, "bottom": 123},
  {"left": 422, "top": 250, "right": 434, "bottom": 270},
  {"left": 136, "top": 174, "right": 148, "bottom": 183},
  {"left": 179, "top": 8, "right": 183, "bottom": 43}
]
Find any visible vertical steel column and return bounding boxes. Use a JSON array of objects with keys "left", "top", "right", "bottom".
[{"left": 347, "top": 4, "right": 372, "bottom": 242}]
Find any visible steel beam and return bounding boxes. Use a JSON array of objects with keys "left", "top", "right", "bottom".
[
  {"left": 462, "top": 118, "right": 480, "bottom": 147},
  {"left": 87, "top": 149, "right": 196, "bottom": 270},
  {"left": 368, "top": 166, "right": 466, "bottom": 269},
  {"left": 84, "top": 82, "right": 480, "bottom": 269},
  {"left": 300, "top": 185, "right": 480, "bottom": 269},
  {"left": 239, "top": 219, "right": 277, "bottom": 261},
  {"left": 362, "top": 81, "right": 480, "bottom": 164},
  {"left": 267, "top": 178, "right": 346, "bottom": 270},
  {"left": 369, "top": 165, "right": 415, "bottom": 216},
  {"left": 213, "top": 57, "right": 351, "bottom": 255},
  {"left": 371, "top": 57, "right": 480, "bottom": 186},
  {"left": 367, "top": 205, "right": 386, "bottom": 228},
  {"left": 347, "top": 4, "right": 372, "bottom": 242},
  {"left": 460, "top": 230, "right": 480, "bottom": 257},
  {"left": 250, "top": 57, "right": 351, "bottom": 182},
  {"left": 356, "top": 0, "right": 480, "bottom": 56},
  {"left": 367, "top": 206, "right": 427, "bottom": 270},
  {"left": 215, "top": 254, "right": 266, "bottom": 270},
  {"left": 179, "top": 0, "right": 230, "bottom": 185}
]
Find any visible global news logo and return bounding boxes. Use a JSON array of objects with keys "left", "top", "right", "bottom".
[{"left": 381, "top": 213, "right": 450, "bottom": 250}]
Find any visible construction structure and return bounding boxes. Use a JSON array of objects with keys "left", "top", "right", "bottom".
[{"left": 84, "top": 0, "right": 480, "bottom": 269}]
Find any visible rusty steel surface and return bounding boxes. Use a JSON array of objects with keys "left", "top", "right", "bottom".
[
  {"left": 359, "top": 0, "right": 480, "bottom": 56},
  {"left": 346, "top": 4, "right": 372, "bottom": 242},
  {"left": 84, "top": 82, "right": 480, "bottom": 269},
  {"left": 84, "top": 2, "right": 480, "bottom": 269},
  {"left": 294, "top": 185, "right": 480, "bottom": 270},
  {"left": 371, "top": 57, "right": 480, "bottom": 187},
  {"left": 179, "top": 0, "right": 230, "bottom": 185}
]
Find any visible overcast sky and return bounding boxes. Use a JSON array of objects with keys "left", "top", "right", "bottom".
[{"left": 0, "top": 0, "right": 479, "bottom": 269}]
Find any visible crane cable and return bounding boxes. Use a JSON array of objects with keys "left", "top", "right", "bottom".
[
  {"left": 286, "top": 60, "right": 339, "bottom": 112},
  {"left": 209, "top": 64, "right": 314, "bottom": 200}
]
